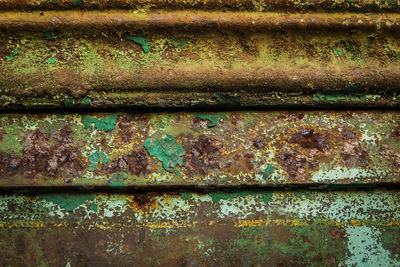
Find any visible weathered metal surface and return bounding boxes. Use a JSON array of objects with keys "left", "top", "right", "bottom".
[
  {"left": 1, "top": 0, "right": 400, "bottom": 12},
  {"left": 1, "top": 111, "right": 399, "bottom": 187},
  {"left": 1, "top": 1, "right": 400, "bottom": 265},
  {"left": 1, "top": 10, "right": 400, "bottom": 108},
  {"left": 0, "top": 190, "right": 399, "bottom": 265}
]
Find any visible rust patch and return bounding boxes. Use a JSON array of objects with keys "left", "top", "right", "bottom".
[
  {"left": 126, "top": 150, "right": 150, "bottom": 176},
  {"left": 288, "top": 129, "right": 329, "bottom": 152},
  {"left": 184, "top": 135, "right": 221, "bottom": 175}
]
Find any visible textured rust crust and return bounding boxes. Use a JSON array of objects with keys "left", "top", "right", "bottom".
[{"left": 0, "top": 111, "right": 399, "bottom": 188}]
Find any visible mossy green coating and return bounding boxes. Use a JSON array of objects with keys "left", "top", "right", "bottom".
[
  {"left": 228, "top": 225, "right": 348, "bottom": 265},
  {"left": 39, "top": 193, "right": 96, "bottom": 211},
  {"left": 193, "top": 113, "right": 227, "bottom": 127},
  {"left": 262, "top": 164, "right": 275, "bottom": 180},
  {"left": 126, "top": 33, "right": 150, "bottom": 53},
  {"left": 109, "top": 172, "right": 128, "bottom": 187},
  {"left": 168, "top": 37, "right": 193, "bottom": 49},
  {"left": 81, "top": 114, "right": 117, "bottom": 132},
  {"left": 88, "top": 151, "right": 109, "bottom": 171},
  {"left": 144, "top": 135, "right": 185, "bottom": 173}
]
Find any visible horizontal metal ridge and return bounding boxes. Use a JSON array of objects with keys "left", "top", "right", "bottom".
[
  {"left": 1, "top": 111, "right": 399, "bottom": 188},
  {"left": 1, "top": 10, "right": 400, "bottom": 109},
  {"left": 1, "top": 11, "right": 400, "bottom": 30},
  {"left": 1, "top": 190, "right": 399, "bottom": 265},
  {"left": 1, "top": 0, "right": 400, "bottom": 12}
]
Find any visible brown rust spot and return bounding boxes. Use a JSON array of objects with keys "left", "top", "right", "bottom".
[
  {"left": 129, "top": 192, "right": 163, "bottom": 211},
  {"left": 17, "top": 128, "right": 85, "bottom": 178},
  {"left": 392, "top": 125, "right": 400, "bottom": 139},
  {"left": 126, "top": 150, "right": 150, "bottom": 176},
  {"left": 339, "top": 128, "right": 370, "bottom": 168},
  {"left": 288, "top": 129, "right": 329, "bottom": 152},
  {"left": 329, "top": 229, "right": 344, "bottom": 239},
  {"left": 184, "top": 135, "right": 221, "bottom": 175},
  {"left": 118, "top": 113, "right": 149, "bottom": 143}
]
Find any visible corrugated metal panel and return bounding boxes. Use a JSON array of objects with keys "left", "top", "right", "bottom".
[{"left": 1, "top": 0, "right": 400, "bottom": 266}]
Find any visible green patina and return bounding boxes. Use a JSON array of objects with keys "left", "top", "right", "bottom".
[
  {"left": 81, "top": 114, "right": 117, "bottom": 132},
  {"left": 0, "top": 122, "right": 22, "bottom": 155},
  {"left": 379, "top": 227, "right": 400, "bottom": 260},
  {"left": 39, "top": 193, "right": 97, "bottom": 212},
  {"left": 225, "top": 225, "right": 348, "bottom": 265},
  {"left": 64, "top": 97, "right": 73, "bottom": 107},
  {"left": 144, "top": 135, "right": 185, "bottom": 173},
  {"left": 82, "top": 97, "right": 91, "bottom": 106},
  {"left": 6, "top": 47, "right": 18, "bottom": 61},
  {"left": 262, "top": 164, "right": 275, "bottom": 180},
  {"left": 44, "top": 30, "right": 55, "bottom": 40},
  {"left": 88, "top": 150, "right": 109, "bottom": 171},
  {"left": 262, "top": 192, "right": 273, "bottom": 204},
  {"left": 109, "top": 172, "right": 128, "bottom": 187},
  {"left": 332, "top": 47, "right": 344, "bottom": 56},
  {"left": 168, "top": 37, "right": 193, "bottom": 49},
  {"left": 193, "top": 113, "right": 227, "bottom": 127},
  {"left": 180, "top": 192, "right": 191, "bottom": 200},
  {"left": 49, "top": 58, "right": 56, "bottom": 64},
  {"left": 213, "top": 93, "right": 241, "bottom": 106},
  {"left": 126, "top": 33, "right": 150, "bottom": 53}
]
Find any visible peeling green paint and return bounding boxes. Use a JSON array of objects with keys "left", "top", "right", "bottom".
[
  {"left": 126, "top": 33, "right": 150, "bottom": 53},
  {"left": 109, "top": 172, "right": 128, "bottom": 187},
  {"left": 81, "top": 114, "right": 117, "bottom": 132},
  {"left": 193, "top": 113, "right": 227, "bottom": 127},
  {"left": 262, "top": 192, "right": 273, "bottom": 204},
  {"left": 44, "top": 30, "right": 55, "bottom": 40},
  {"left": 82, "top": 97, "right": 91, "bottom": 106},
  {"left": 332, "top": 47, "right": 344, "bottom": 56},
  {"left": 144, "top": 135, "right": 185, "bottom": 173},
  {"left": 88, "top": 151, "right": 109, "bottom": 171},
  {"left": 180, "top": 192, "right": 190, "bottom": 200},
  {"left": 262, "top": 164, "right": 275, "bottom": 180},
  {"left": 39, "top": 193, "right": 96, "bottom": 211},
  {"left": 6, "top": 47, "right": 18, "bottom": 61},
  {"left": 49, "top": 58, "right": 56, "bottom": 64},
  {"left": 345, "top": 226, "right": 400, "bottom": 266}
]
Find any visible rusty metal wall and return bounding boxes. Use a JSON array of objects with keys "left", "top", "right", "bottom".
[{"left": 1, "top": 0, "right": 400, "bottom": 266}]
